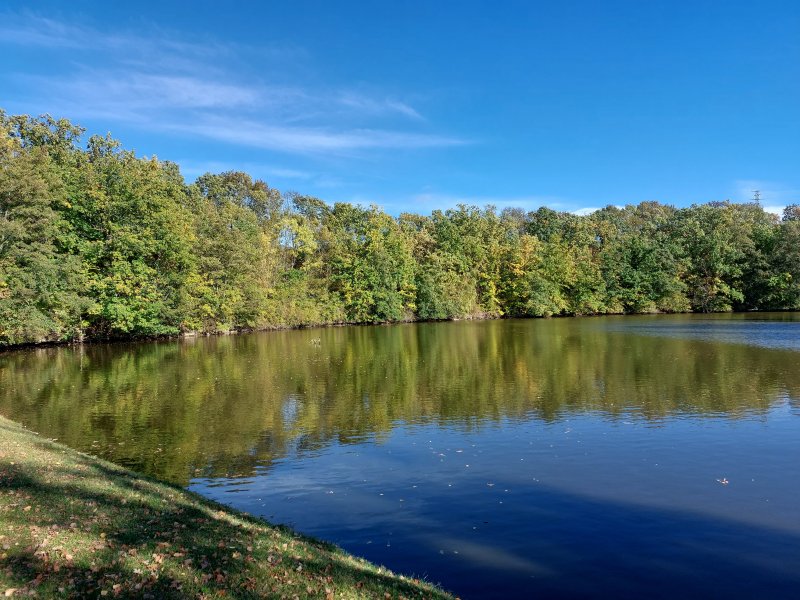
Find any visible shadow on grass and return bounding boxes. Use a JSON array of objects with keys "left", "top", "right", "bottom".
[{"left": 0, "top": 442, "right": 449, "bottom": 599}]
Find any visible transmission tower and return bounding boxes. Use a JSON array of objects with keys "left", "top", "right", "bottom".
[{"left": 752, "top": 190, "right": 761, "bottom": 205}]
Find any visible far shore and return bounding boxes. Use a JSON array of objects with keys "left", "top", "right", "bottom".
[{"left": 3, "top": 308, "right": 794, "bottom": 354}]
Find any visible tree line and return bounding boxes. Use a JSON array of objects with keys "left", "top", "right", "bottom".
[{"left": 1, "top": 111, "right": 799, "bottom": 346}]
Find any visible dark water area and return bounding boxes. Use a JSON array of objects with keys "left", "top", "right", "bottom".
[{"left": 2, "top": 313, "right": 799, "bottom": 598}]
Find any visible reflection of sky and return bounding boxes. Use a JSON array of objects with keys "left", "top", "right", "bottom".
[
  {"left": 190, "top": 406, "right": 800, "bottom": 597},
  {"left": 605, "top": 318, "right": 800, "bottom": 351}
]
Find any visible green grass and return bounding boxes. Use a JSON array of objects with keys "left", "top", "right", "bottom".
[{"left": 0, "top": 416, "right": 454, "bottom": 599}]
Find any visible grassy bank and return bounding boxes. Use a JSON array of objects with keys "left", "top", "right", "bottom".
[{"left": 0, "top": 416, "right": 453, "bottom": 599}]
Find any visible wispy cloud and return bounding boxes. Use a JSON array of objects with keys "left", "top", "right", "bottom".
[
  {"left": 2, "top": 12, "right": 463, "bottom": 155},
  {"left": 175, "top": 159, "right": 316, "bottom": 181},
  {"left": 28, "top": 71, "right": 260, "bottom": 113},
  {"left": 175, "top": 159, "right": 346, "bottom": 190},
  {"left": 336, "top": 92, "right": 424, "bottom": 120},
  {"left": 0, "top": 14, "right": 102, "bottom": 49},
  {"left": 0, "top": 13, "right": 233, "bottom": 58},
  {"left": 181, "top": 119, "right": 465, "bottom": 154}
]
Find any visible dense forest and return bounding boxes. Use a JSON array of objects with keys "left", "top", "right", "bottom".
[{"left": 1, "top": 111, "right": 799, "bottom": 347}]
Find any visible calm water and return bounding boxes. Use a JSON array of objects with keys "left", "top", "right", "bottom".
[{"left": 2, "top": 314, "right": 800, "bottom": 598}]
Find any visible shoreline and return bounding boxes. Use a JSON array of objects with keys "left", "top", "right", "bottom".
[
  {"left": 0, "top": 415, "right": 454, "bottom": 599},
  {"left": 2, "top": 308, "right": 792, "bottom": 354}
]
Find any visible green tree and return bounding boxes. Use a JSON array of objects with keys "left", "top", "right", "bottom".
[
  {"left": 326, "top": 204, "right": 416, "bottom": 322},
  {"left": 0, "top": 113, "right": 90, "bottom": 344},
  {"left": 598, "top": 203, "right": 688, "bottom": 313},
  {"left": 675, "top": 202, "right": 750, "bottom": 312},
  {"left": 186, "top": 172, "right": 274, "bottom": 331},
  {"left": 768, "top": 217, "right": 800, "bottom": 309},
  {"left": 70, "top": 136, "right": 196, "bottom": 337}
]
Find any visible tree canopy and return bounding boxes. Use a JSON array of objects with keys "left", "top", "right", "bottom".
[{"left": 1, "top": 112, "right": 798, "bottom": 346}]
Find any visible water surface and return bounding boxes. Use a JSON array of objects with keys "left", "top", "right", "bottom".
[{"left": 2, "top": 314, "right": 799, "bottom": 598}]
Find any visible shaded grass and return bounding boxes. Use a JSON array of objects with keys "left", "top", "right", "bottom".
[{"left": 0, "top": 416, "right": 454, "bottom": 599}]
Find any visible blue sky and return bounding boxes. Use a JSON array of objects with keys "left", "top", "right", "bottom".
[{"left": 1, "top": 1, "right": 798, "bottom": 215}]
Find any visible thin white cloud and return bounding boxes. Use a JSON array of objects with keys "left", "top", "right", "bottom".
[
  {"left": 0, "top": 14, "right": 96, "bottom": 49},
  {"left": 266, "top": 167, "right": 316, "bottom": 179},
  {"left": 35, "top": 72, "right": 260, "bottom": 111},
  {"left": 32, "top": 70, "right": 429, "bottom": 126},
  {"left": 3, "top": 12, "right": 462, "bottom": 156},
  {"left": 337, "top": 92, "right": 423, "bottom": 120},
  {"left": 130, "top": 75, "right": 258, "bottom": 109},
  {"left": 181, "top": 118, "right": 466, "bottom": 153},
  {"left": 16, "top": 71, "right": 461, "bottom": 154},
  {"left": 176, "top": 159, "right": 316, "bottom": 181},
  {"left": 0, "top": 13, "right": 230, "bottom": 59}
]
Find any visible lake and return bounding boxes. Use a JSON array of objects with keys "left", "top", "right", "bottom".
[{"left": 1, "top": 314, "right": 799, "bottom": 598}]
